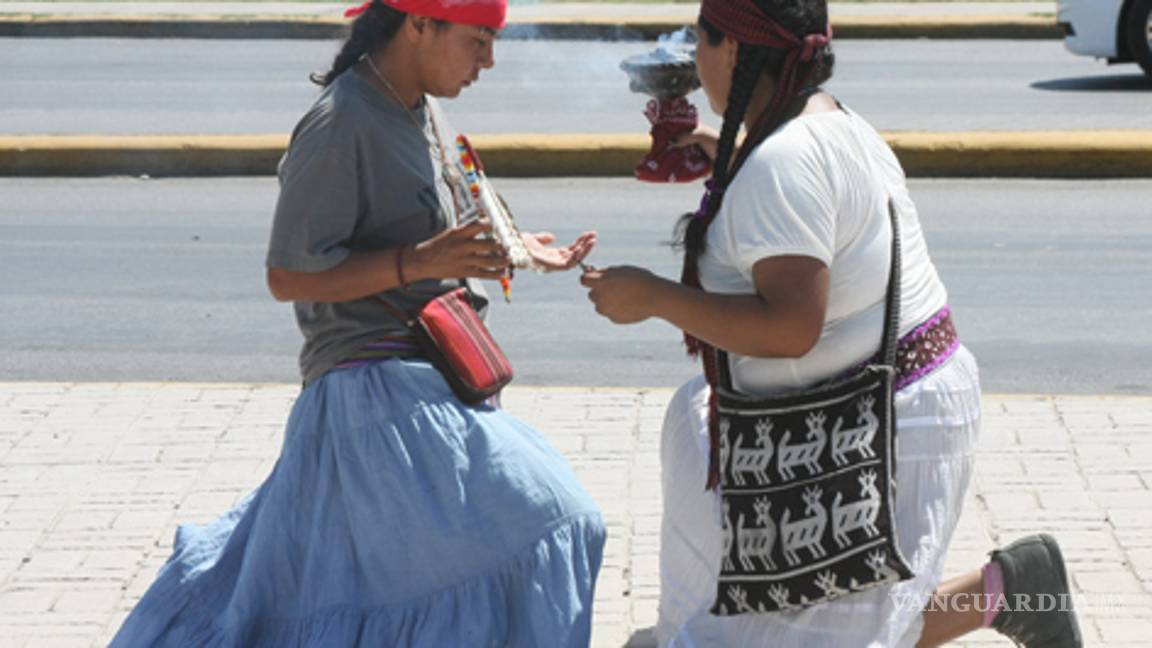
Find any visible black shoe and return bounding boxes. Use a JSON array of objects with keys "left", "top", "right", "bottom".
[{"left": 989, "top": 534, "right": 1082, "bottom": 648}]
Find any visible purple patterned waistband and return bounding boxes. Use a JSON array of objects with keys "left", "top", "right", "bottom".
[
  {"left": 891, "top": 306, "right": 960, "bottom": 390},
  {"left": 846, "top": 306, "right": 960, "bottom": 391}
]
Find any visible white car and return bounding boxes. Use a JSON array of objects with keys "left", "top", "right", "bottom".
[{"left": 1058, "top": 0, "right": 1152, "bottom": 79}]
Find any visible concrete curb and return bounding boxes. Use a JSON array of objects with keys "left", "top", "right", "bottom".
[
  {"left": 2, "top": 131, "right": 1150, "bottom": 178},
  {"left": 0, "top": 14, "right": 1061, "bottom": 40},
  {"left": 887, "top": 131, "right": 1152, "bottom": 178},
  {"left": 0, "top": 135, "right": 290, "bottom": 177}
]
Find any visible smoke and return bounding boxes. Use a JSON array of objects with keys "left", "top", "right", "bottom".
[
  {"left": 649, "top": 26, "right": 697, "bottom": 64},
  {"left": 658, "top": 26, "right": 697, "bottom": 48},
  {"left": 441, "top": 19, "right": 714, "bottom": 134}
]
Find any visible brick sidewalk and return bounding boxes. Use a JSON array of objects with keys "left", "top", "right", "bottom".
[{"left": 1, "top": 383, "right": 1149, "bottom": 647}]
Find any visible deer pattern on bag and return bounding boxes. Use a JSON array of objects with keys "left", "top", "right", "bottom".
[
  {"left": 832, "top": 470, "right": 882, "bottom": 549},
  {"left": 729, "top": 417, "right": 775, "bottom": 486},
  {"left": 736, "top": 497, "right": 778, "bottom": 572},
  {"left": 832, "top": 395, "right": 879, "bottom": 467},
  {"left": 713, "top": 376, "right": 914, "bottom": 616}
]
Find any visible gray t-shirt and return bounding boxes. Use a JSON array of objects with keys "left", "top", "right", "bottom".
[{"left": 267, "top": 68, "right": 488, "bottom": 384}]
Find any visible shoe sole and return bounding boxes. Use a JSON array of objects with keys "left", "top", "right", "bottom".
[{"left": 1037, "top": 533, "right": 1084, "bottom": 647}]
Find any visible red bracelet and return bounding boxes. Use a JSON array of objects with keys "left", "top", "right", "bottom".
[{"left": 396, "top": 246, "right": 409, "bottom": 289}]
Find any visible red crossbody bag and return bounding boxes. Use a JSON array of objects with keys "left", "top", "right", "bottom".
[
  {"left": 374, "top": 109, "right": 513, "bottom": 404},
  {"left": 375, "top": 288, "right": 513, "bottom": 404},
  {"left": 410, "top": 288, "right": 513, "bottom": 404}
]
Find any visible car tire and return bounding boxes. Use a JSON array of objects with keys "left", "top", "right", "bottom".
[{"left": 1128, "top": 0, "right": 1152, "bottom": 79}]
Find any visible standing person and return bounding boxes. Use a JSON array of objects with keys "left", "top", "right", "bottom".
[
  {"left": 582, "top": 1, "right": 1081, "bottom": 646},
  {"left": 110, "top": 1, "right": 604, "bottom": 645}
]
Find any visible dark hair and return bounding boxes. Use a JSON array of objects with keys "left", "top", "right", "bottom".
[
  {"left": 311, "top": 2, "right": 408, "bottom": 87},
  {"left": 676, "top": 0, "right": 835, "bottom": 276}
]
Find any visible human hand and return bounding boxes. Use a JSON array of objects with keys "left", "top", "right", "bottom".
[
  {"left": 580, "top": 265, "right": 662, "bottom": 324},
  {"left": 407, "top": 219, "right": 508, "bottom": 281},
  {"left": 670, "top": 125, "right": 720, "bottom": 162},
  {"left": 522, "top": 230, "right": 598, "bottom": 272}
]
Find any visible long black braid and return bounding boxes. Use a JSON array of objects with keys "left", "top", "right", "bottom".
[
  {"left": 676, "top": 10, "right": 835, "bottom": 284},
  {"left": 677, "top": 4, "right": 836, "bottom": 489},
  {"left": 311, "top": 2, "right": 407, "bottom": 87},
  {"left": 677, "top": 36, "right": 773, "bottom": 287}
]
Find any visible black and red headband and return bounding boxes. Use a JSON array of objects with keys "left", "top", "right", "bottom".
[{"left": 700, "top": 0, "right": 830, "bottom": 60}]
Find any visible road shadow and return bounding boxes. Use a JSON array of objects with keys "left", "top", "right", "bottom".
[
  {"left": 1031, "top": 74, "right": 1152, "bottom": 92},
  {"left": 625, "top": 626, "right": 657, "bottom": 647}
]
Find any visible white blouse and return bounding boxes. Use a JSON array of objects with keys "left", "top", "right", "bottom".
[{"left": 698, "top": 107, "right": 948, "bottom": 396}]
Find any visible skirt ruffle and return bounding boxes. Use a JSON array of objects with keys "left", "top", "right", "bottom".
[{"left": 111, "top": 360, "right": 605, "bottom": 647}]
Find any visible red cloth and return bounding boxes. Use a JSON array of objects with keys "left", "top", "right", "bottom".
[
  {"left": 345, "top": 0, "right": 506, "bottom": 30},
  {"left": 635, "top": 97, "right": 712, "bottom": 184},
  {"left": 700, "top": 0, "right": 829, "bottom": 59}
]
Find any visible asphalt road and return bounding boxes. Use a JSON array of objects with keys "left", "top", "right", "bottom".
[
  {"left": 1, "top": 177, "right": 1149, "bottom": 394},
  {"left": 2, "top": 38, "right": 1150, "bottom": 136}
]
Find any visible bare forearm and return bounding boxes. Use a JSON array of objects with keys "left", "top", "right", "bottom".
[
  {"left": 267, "top": 220, "right": 508, "bottom": 304},
  {"left": 647, "top": 277, "right": 821, "bottom": 358},
  {"left": 267, "top": 249, "right": 410, "bottom": 303},
  {"left": 582, "top": 258, "right": 827, "bottom": 357}
]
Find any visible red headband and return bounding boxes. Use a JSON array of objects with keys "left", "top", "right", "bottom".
[
  {"left": 345, "top": 0, "right": 506, "bottom": 30},
  {"left": 700, "top": 0, "right": 830, "bottom": 61}
]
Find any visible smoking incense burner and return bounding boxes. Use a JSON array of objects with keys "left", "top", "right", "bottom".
[{"left": 620, "top": 35, "right": 711, "bottom": 183}]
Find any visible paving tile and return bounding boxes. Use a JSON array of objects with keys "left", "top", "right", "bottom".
[{"left": 1, "top": 383, "right": 1149, "bottom": 645}]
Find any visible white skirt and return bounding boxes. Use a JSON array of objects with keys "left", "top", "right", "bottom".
[{"left": 656, "top": 346, "right": 981, "bottom": 648}]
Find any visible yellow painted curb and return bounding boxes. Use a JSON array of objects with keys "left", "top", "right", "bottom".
[
  {"left": 0, "top": 134, "right": 289, "bottom": 176},
  {"left": 2, "top": 131, "right": 1150, "bottom": 178},
  {"left": 0, "top": 133, "right": 652, "bottom": 177},
  {"left": 0, "top": 14, "right": 1060, "bottom": 40},
  {"left": 887, "top": 131, "right": 1152, "bottom": 178},
  {"left": 469, "top": 133, "right": 651, "bottom": 176}
]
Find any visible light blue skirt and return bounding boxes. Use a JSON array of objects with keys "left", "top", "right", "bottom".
[{"left": 111, "top": 360, "right": 605, "bottom": 647}]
